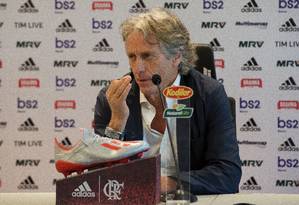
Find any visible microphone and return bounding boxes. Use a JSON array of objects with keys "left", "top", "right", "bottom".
[{"left": 151, "top": 74, "right": 197, "bottom": 203}]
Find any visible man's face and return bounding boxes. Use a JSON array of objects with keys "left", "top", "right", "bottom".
[{"left": 125, "top": 31, "right": 179, "bottom": 98}]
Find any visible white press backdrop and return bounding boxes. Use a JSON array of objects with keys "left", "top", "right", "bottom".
[{"left": 0, "top": 0, "right": 298, "bottom": 193}]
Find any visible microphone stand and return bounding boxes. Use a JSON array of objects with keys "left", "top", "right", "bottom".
[{"left": 152, "top": 74, "right": 197, "bottom": 203}]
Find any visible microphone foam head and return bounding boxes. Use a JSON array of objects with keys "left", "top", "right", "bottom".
[{"left": 152, "top": 74, "right": 161, "bottom": 85}]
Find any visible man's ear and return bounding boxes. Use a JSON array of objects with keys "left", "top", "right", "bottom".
[{"left": 172, "top": 53, "right": 182, "bottom": 68}]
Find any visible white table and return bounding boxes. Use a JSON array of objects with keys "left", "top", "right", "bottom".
[{"left": 0, "top": 193, "right": 299, "bottom": 205}]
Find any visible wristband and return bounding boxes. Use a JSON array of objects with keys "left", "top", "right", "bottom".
[{"left": 104, "top": 127, "right": 124, "bottom": 140}]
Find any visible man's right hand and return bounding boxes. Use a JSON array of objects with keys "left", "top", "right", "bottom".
[{"left": 106, "top": 75, "right": 132, "bottom": 132}]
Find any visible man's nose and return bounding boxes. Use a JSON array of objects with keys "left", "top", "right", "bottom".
[{"left": 135, "top": 57, "right": 145, "bottom": 73}]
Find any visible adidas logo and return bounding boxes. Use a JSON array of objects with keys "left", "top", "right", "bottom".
[
  {"left": 18, "top": 176, "right": 38, "bottom": 190},
  {"left": 278, "top": 137, "right": 299, "bottom": 152},
  {"left": 129, "top": 0, "right": 149, "bottom": 13},
  {"left": 56, "top": 19, "right": 76, "bottom": 33},
  {"left": 279, "top": 18, "right": 299, "bottom": 32},
  {"left": 93, "top": 39, "right": 113, "bottom": 52},
  {"left": 60, "top": 137, "right": 72, "bottom": 146},
  {"left": 241, "top": 57, "right": 262, "bottom": 71},
  {"left": 240, "top": 118, "right": 261, "bottom": 132},
  {"left": 19, "top": 58, "right": 39, "bottom": 71},
  {"left": 18, "top": 0, "right": 38, "bottom": 13},
  {"left": 72, "top": 181, "right": 95, "bottom": 198},
  {"left": 279, "top": 77, "right": 299, "bottom": 90},
  {"left": 209, "top": 38, "right": 224, "bottom": 52},
  {"left": 241, "top": 176, "right": 262, "bottom": 190},
  {"left": 18, "top": 118, "right": 38, "bottom": 131},
  {"left": 241, "top": 0, "right": 262, "bottom": 12}
]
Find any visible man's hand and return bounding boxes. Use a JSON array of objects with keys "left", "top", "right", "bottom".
[
  {"left": 161, "top": 176, "right": 177, "bottom": 194},
  {"left": 106, "top": 75, "right": 132, "bottom": 132}
]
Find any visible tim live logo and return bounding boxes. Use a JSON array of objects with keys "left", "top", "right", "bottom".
[{"left": 241, "top": 78, "right": 263, "bottom": 88}]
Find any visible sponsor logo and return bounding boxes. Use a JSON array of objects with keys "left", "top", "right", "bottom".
[
  {"left": 201, "top": 21, "right": 226, "bottom": 29},
  {"left": 54, "top": 100, "right": 76, "bottom": 109},
  {"left": 72, "top": 181, "right": 95, "bottom": 198},
  {"left": 209, "top": 38, "right": 224, "bottom": 51},
  {"left": 103, "top": 179, "right": 124, "bottom": 200},
  {"left": 54, "top": 117, "right": 76, "bottom": 130},
  {"left": 164, "top": 2, "right": 189, "bottom": 9},
  {"left": 241, "top": 57, "right": 262, "bottom": 71},
  {"left": 18, "top": 78, "right": 40, "bottom": 88},
  {"left": 275, "top": 41, "right": 299, "bottom": 48},
  {"left": 278, "top": 156, "right": 299, "bottom": 171},
  {"left": 56, "top": 19, "right": 76, "bottom": 32},
  {"left": 87, "top": 60, "right": 119, "bottom": 67},
  {"left": 17, "top": 97, "right": 38, "bottom": 111},
  {"left": 16, "top": 41, "right": 41, "bottom": 48},
  {"left": 278, "top": 0, "right": 299, "bottom": 13},
  {"left": 93, "top": 39, "right": 113, "bottom": 52},
  {"left": 163, "top": 86, "right": 193, "bottom": 99},
  {"left": 18, "top": 0, "right": 39, "bottom": 13},
  {"left": 215, "top": 59, "right": 224, "bottom": 68},
  {"left": 163, "top": 104, "right": 193, "bottom": 118},
  {"left": 240, "top": 118, "right": 261, "bottom": 132},
  {"left": 241, "top": 0, "right": 262, "bottom": 12},
  {"left": 277, "top": 60, "right": 299, "bottom": 67},
  {"left": 239, "top": 41, "right": 264, "bottom": 48},
  {"left": 277, "top": 117, "right": 299, "bottom": 131},
  {"left": 203, "top": 0, "right": 224, "bottom": 13},
  {"left": 278, "top": 137, "right": 299, "bottom": 152},
  {"left": 237, "top": 140, "right": 267, "bottom": 146},
  {"left": 276, "top": 179, "right": 299, "bottom": 187},
  {"left": 90, "top": 80, "right": 111, "bottom": 87},
  {"left": 92, "top": 1, "right": 113, "bottom": 11},
  {"left": 55, "top": 76, "right": 76, "bottom": 91},
  {"left": 55, "top": 0, "right": 75, "bottom": 13},
  {"left": 14, "top": 22, "right": 43, "bottom": 29},
  {"left": 16, "top": 159, "right": 40, "bottom": 167},
  {"left": 279, "top": 18, "right": 299, "bottom": 32},
  {"left": 18, "top": 176, "right": 38, "bottom": 190},
  {"left": 277, "top": 100, "right": 299, "bottom": 110},
  {"left": 0, "top": 121, "right": 7, "bottom": 129},
  {"left": 18, "top": 118, "right": 38, "bottom": 131},
  {"left": 129, "top": 0, "right": 149, "bottom": 13},
  {"left": 55, "top": 37, "right": 76, "bottom": 51},
  {"left": 0, "top": 3, "right": 7, "bottom": 10},
  {"left": 54, "top": 60, "right": 78, "bottom": 68},
  {"left": 58, "top": 137, "right": 72, "bottom": 146},
  {"left": 241, "top": 78, "right": 263, "bottom": 88},
  {"left": 241, "top": 160, "right": 263, "bottom": 167},
  {"left": 235, "top": 21, "right": 268, "bottom": 29},
  {"left": 239, "top": 98, "right": 261, "bottom": 112},
  {"left": 92, "top": 18, "right": 112, "bottom": 33},
  {"left": 240, "top": 177, "right": 262, "bottom": 190},
  {"left": 19, "top": 58, "right": 39, "bottom": 71},
  {"left": 279, "top": 77, "right": 299, "bottom": 90},
  {"left": 14, "top": 140, "right": 43, "bottom": 147}
]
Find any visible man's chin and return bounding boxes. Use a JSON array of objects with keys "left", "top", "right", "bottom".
[{"left": 139, "top": 86, "right": 158, "bottom": 97}]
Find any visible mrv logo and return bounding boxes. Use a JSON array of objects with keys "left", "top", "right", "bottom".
[
  {"left": 90, "top": 80, "right": 111, "bottom": 87},
  {"left": 16, "top": 159, "right": 40, "bottom": 167},
  {"left": 241, "top": 0, "right": 262, "bottom": 12},
  {"left": 239, "top": 41, "right": 264, "bottom": 48},
  {"left": 55, "top": 0, "right": 75, "bottom": 12},
  {"left": 278, "top": 137, "right": 299, "bottom": 152},
  {"left": 203, "top": 0, "right": 224, "bottom": 12},
  {"left": 129, "top": 0, "right": 149, "bottom": 13},
  {"left": 54, "top": 60, "right": 78, "bottom": 68},
  {"left": 17, "top": 97, "right": 38, "bottom": 111},
  {"left": 279, "top": 77, "right": 299, "bottom": 90},
  {"left": 164, "top": 2, "right": 189, "bottom": 9},
  {"left": 276, "top": 179, "right": 299, "bottom": 187},
  {"left": 56, "top": 76, "right": 76, "bottom": 90},
  {"left": 54, "top": 117, "right": 76, "bottom": 129},
  {"left": 55, "top": 38, "right": 76, "bottom": 50},
  {"left": 277, "top": 117, "right": 299, "bottom": 130},
  {"left": 279, "top": 0, "right": 299, "bottom": 13},
  {"left": 277, "top": 156, "right": 299, "bottom": 171},
  {"left": 241, "top": 160, "right": 263, "bottom": 167},
  {"left": 277, "top": 60, "right": 299, "bottom": 67},
  {"left": 239, "top": 98, "right": 261, "bottom": 112},
  {"left": 240, "top": 118, "right": 261, "bottom": 132},
  {"left": 279, "top": 18, "right": 299, "bottom": 32},
  {"left": 92, "top": 18, "right": 112, "bottom": 32},
  {"left": 240, "top": 177, "right": 261, "bottom": 190},
  {"left": 201, "top": 22, "right": 226, "bottom": 29},
  {"left": 16, "top": 41, "right": 41, "bottom": 48}
]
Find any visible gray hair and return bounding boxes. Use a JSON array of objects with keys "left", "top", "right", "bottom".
[{"left": 120, "top": 8, "right": 194, "bottom": 74}]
